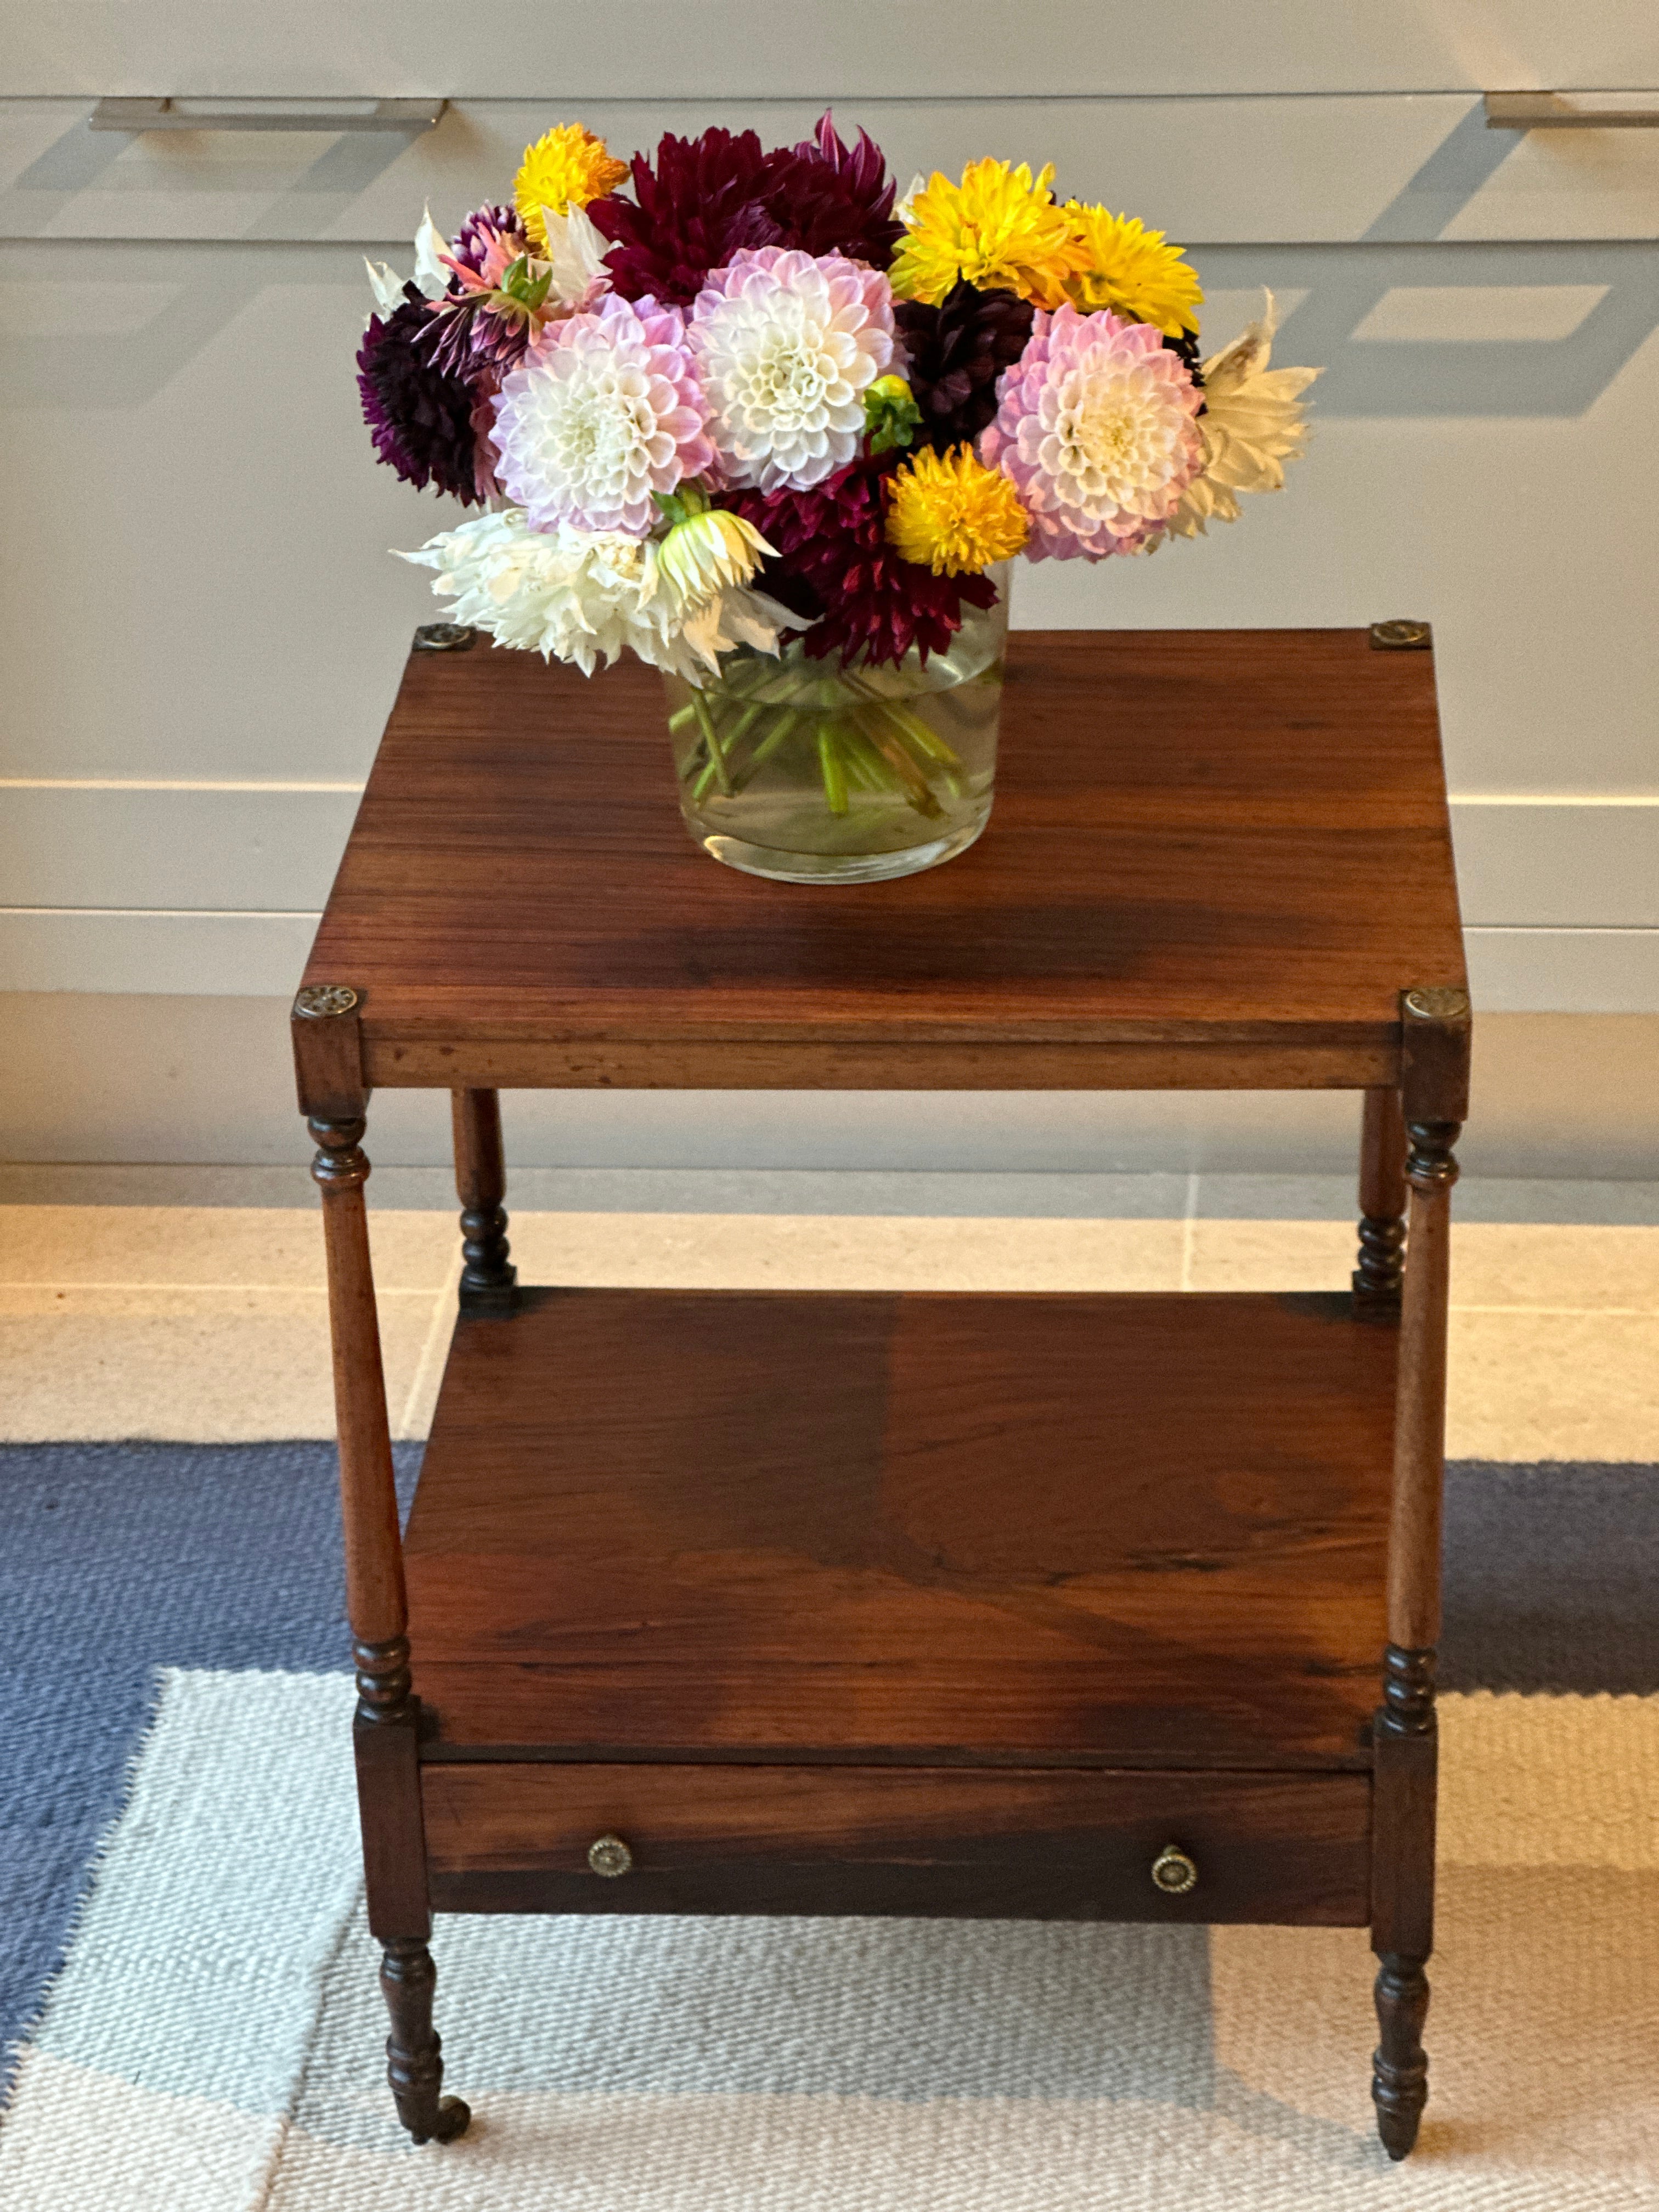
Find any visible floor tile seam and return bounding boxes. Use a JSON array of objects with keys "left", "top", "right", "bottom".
[
  {"left": 3, "top": 1283, "right": 1652, "bottom": 1316},
  {"left": 396, "top": 1259, "right": 461, "bottom": 1442}
]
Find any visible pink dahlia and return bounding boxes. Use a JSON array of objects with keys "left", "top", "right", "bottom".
[
  {"left": 491, "top": 290, "right": 714, "bottom": 537},
  {"left": 691, "top": 246, "right": 896, "bottom": 494},
  {"left": 980, "top": 304, "right": 1203, "bottom": 559}
]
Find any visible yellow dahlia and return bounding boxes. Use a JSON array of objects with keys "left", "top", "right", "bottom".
[
  {"left": 889, "top": 159, "right": 1086, "bottom": 311},
  {"left": 1063, "top": 205, "right": 1203, "bottom": 337},
  {"left": 513, "top": 123, "right": 629, "bottom": 253},
  {"left": 885, "top": 443, "right": 1030, "bottom": 575}
]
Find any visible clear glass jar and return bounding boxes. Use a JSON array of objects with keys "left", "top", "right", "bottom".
[{"left": 661, "top": 563, "right": 1010, "bottom": 884}]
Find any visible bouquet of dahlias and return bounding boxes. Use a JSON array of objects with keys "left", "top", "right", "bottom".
[{"left": 359, "top": 115, "right": 1318, "bottom": 878}]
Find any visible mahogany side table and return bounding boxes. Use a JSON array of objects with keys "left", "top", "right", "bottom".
[{"left": 293, "top": 623, "right": 1469, "bottom": 2160}]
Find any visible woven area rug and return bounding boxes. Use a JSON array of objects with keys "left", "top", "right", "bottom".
[{"left": 3, "top": 1444, "right": 1658, "bottom": 2209}]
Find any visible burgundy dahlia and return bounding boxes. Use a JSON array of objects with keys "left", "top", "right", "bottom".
[
  {"left": 727, "top": 458, "right": 996, "bottom": 669},
  {"left": 775, "top": 111, "right": 902, "bottom": 267},
  {"left": 589, "top": 128, "right": 786, "bottom": 306},
  {"left": 357, "top": 285, "right": 486, "bottom": 504},
  {"left": 894, "top": 281, "right": 1036, "bottom": 448},
  {"left": 591, "top": 112, "right": 900, "bottom": 307}
]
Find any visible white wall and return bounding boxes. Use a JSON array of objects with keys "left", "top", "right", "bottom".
[{"left": 2, "top": 13, "right": 1656, "bottom": 1169}]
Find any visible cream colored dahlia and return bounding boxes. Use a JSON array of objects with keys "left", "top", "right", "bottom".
[
  {"left": 1161, "top": 292, "right": 1320, "bottom": 540},
  {"left": 397, "top": 508, "right": 804, "bottom": 682},
  {"left": 979, "top": 304, "right": 1203, "bottom": 559},
  {"left": 492, "top": 291, "right": 714, "bottom": 538},
  {"left": 397, "top": 509, "right": 679, "bottom": 673},
  {"left": 691, "top": 246, "right": 896, "bottom": 493}
]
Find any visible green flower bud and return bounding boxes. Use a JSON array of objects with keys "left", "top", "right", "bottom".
[{"left": 864, "top": 374, "right": 924, "bottom": 455}]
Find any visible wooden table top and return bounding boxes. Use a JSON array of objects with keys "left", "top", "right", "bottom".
[{"left": 301, "top": 627, "right": 1465, "bottom": 1095}]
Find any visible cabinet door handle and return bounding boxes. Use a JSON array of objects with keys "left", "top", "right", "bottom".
[
  {"left": 89, "top": 98, "right": 445, "bottom": 134},
  {"left": 1486, "top": 92, "right": 1659, "bottom": 129}
]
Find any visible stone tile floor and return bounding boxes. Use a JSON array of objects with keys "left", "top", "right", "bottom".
[{"left": 0, "top": 1169, "right": 1652, "bottom": 1456}]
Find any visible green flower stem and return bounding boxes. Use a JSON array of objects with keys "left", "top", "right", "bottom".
[
  {"left": 855, "top": 710, "right": 941, "bottom": 817},
  {"left": 744, "top": 706, "right": 803, "bottom": 774},
  {"left": 689, "top": 688, "right": 732, "bottom": 796},
  {"left": 838, "top": 727, "right": 883, "bottom": 795},
  {"left": 875, "top": 698, "right": 964, "bottom": 771},
  {"left": 667, "top": 701, "right": 698, "bottom": 733},
  {"left": 726, "top": 700, "right": 766, "bottom": 751},
  {"left": 841, "top": 719, "right": 905, "bottom": 796},
  {"left": 816, "top": 720, "right": 849, "bottom": 816}
]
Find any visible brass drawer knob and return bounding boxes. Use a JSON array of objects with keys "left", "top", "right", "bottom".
[
  {"left": 588, "top": 1833, "right": 633, "bottom": 1878},
  {"left": 1151, "top": 1843, "right": 1198, "bottom": 1895}
]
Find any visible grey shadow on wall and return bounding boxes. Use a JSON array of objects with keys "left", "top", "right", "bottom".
[
  {"left": 1254, "top": 100, "right": 1659, "bottom": 418},
  {"left": 0, "top": 241, "right": 389, "bottom": 413},
  {"left": 1251, "top": 240, "right": 1659, "bottom": 418},
  {"left": 2, "top": 109, "right": 421, "bottom": 245}
]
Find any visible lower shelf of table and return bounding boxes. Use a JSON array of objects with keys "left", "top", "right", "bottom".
[
  {"left": 405, "top": 1285, "right": 1398, "bottom": 1770},
  {"left": 421, "top": 1760, "right": 1373, "bottom": 1923}
]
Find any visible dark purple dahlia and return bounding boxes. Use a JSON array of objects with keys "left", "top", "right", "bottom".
[
  {"left": 726, "top": 459, "right": 996, "bottom": 670},
  {"left": 894, "top": 281, "right": 1036, "bottom": 449},
  {"left": 1165, "top": 325, "right": 1205, "bottom": 388},
  {"left": 357, "top": 284, "right": 485, "bottom": 503}
]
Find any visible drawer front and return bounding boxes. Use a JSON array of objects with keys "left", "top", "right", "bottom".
[{"left": 422, "top": 1764, "right": 1372, "bottom": 1925}]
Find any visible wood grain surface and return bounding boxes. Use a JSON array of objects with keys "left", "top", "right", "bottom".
[
  {"left": 302, "top": 630, "right": 1466, "bottom": 1091},
  {"left": 404, "top": 1286, "right": 1396, "bottom": 1768},
  {"left": 422, "top": 1761, "right": 1373, "bottom": 1923}
]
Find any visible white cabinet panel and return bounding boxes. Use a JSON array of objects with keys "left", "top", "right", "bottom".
[
  {"left": 0, "top": 239, "right": 429, "bottom": 781},
  {"left": 1465, "top": 929, "right": 1659, "bottom": 1011},
  {"left": 0, "top": 785, "right": 361, "bottom": 909},
  {"left": 6, "top": 2, "right": 1659, "bottom": 100},
  {"left": 1452, "top": 803, "right": 1659, "bottom": 927},
  {"left": 0, "top": 910, "right": 317, "bottom": 992},
  {"left": 5, "top": 97, "right": 1659, "bottom": 247},
  {"left": 1017, "top": 247, "right": 1659, "bottom": 795}
]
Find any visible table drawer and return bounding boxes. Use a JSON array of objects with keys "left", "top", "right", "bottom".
[{"left": 422, "top": 1763, "right": 1372, "bottom": 1924}]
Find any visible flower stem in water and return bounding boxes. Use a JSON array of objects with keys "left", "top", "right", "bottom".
[
  {"left": 854, "top": 709, "right": 942, "bottom": 816},
  {"left": 816, "top": 720, "right": 849, "bottom": 815},
  {"left": 689, "top": 688, "right": 732, "bottom": 795}
]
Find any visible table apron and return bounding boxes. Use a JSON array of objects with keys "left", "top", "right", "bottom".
[{"left": 360, "top": 1037, "right": 1401, "bottom": 1092}]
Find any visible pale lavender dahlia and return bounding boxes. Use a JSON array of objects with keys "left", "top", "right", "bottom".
[
  {"left": 691, "top": 246, "right": 895, "bottom": 493},
  {"left": 980, "top": 304, "right": 1203, "bottom": 559},
  {"left": 491, "top": 290, "right": 714, "bottom": 537}
]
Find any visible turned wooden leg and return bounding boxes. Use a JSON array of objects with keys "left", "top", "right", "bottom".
[
  {"left": 452, "top": 1088, "right": 517, "bottom": 1313},
  {"left": 1354, "top": 1085, "right": 1407, "bottom": 1311},
  {"left": 381, "top": 1938, "right": 471, "bottom": 2145},
  {"left": 1370, "top": 1016, "right": 1463, "bottom": 2157},
  {"left": 305, "top": 1087, "right": 470, "bottom": 2146},
  {"left": 1373, "top": 1949, "right": 1431, "bottom": 2159}
]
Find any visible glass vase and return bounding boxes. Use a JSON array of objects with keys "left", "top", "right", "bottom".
[{"left": 661, "top": 563, "right": 1010, "bottom": 884}]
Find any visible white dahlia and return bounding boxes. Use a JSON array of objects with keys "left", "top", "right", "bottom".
[
  {"left": 980, "top": 304, "right": 1203, "bottom": 560},
  {"left": 398, "top": 509, "right": 680, "bottom": 675},
  {"left": 396, "top": 507, "right": 806, "bottom": 683},
  {"left": 691, "top": 246, "right": 896, "bottom": 493},
  {"left": 1160, "top": 292, "right": 1321, "bottom": 540},
  {"left": 492, "top": 290, "right": 715, "bottom": 538}
]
